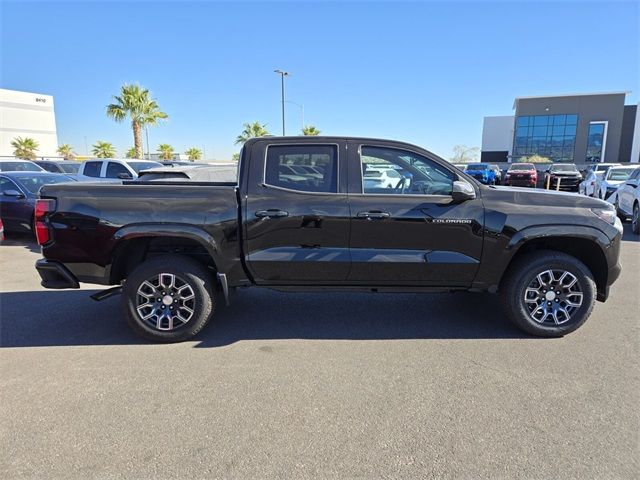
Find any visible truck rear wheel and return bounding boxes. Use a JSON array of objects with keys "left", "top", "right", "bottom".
[
  {"left": 122, "top": 255, "right": 215, "bottom": 342},
  {"left": 500, "top": 251, "right": 596, "bottom": 337}
]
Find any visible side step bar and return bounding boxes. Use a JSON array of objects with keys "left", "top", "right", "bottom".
[{"left": 90, "top": 286, "right": 123, "bottom": 302}]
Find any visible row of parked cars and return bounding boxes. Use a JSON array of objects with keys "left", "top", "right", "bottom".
[{"left": 0, "top": 157, "right": 203, "bottom": 236}]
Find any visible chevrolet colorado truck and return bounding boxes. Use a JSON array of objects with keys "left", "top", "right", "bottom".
[{"left": 34, "top": 137, "right": 623, "bottom": 341}]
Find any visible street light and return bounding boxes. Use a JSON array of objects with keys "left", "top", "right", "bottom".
[
  {"left": 274, "top": 69, "right": 290, "bottom": 135},
  {"left": 285, "top": 101, "right": 304, "bottom": 133}
]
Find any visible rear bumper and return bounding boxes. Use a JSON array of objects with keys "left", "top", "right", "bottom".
[{"left": 35, "top": 259, "right": 80, "bottom": 289}]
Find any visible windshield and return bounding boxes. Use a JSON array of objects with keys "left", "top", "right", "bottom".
[
  {"left": 551, "top": 164, "right": 578, "bottom": 172},
  {"left": 127, "top": 161, "right": 163, "bottom": 174},
  {"left": 0, "top": 161, "right": 43, "bottom": 172},
  {"left": 59, "top": 163, "right": 80, "bottom": 174},
  {"left": 467, "top": 164, "right": 488, "bottom": 169},
  {"left": 508, "top": 163, "right": 534, "bottom": 171},
  {"left": 607, "top": 168, "right": 635, "bottom": 181},
  {"left": 14, "top": 174, "right": 74, "bottom": 194}
]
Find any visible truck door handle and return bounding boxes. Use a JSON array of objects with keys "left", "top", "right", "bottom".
[
  {"left": 357, "top": 211, "right": 391, "bottom": 219},
  {"left": 255, "top": 209, "right": 289, "bottom": 218}
]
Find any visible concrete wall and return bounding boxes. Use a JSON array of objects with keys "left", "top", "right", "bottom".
[
  {"left": 515, "top": 93, "right": 626, "bottom": 163},
  {"left": 481, "top": 116, "right": 514, "bottom": 154},
  {"left": 0, "top": 89, "right": 58, "bottom": 157}
]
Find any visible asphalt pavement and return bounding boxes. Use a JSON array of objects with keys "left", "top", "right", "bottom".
[{"left": 1, "top": 228, "right": 638, "bottom": 479}]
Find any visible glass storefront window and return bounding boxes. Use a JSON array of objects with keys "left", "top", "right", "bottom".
[
  {"left": 512, "top": 113, "right": 578, "bottom": 162},
  {"left": 586, "top": 122, "right": 606, "bottom": 162}
]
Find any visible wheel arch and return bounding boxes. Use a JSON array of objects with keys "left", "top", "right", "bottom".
[
  {"left": 501, "top": 227, "right": 610, "bottom": 299},
  {"left": 109, "top": 224, "right": 220, "bottom": 284}
]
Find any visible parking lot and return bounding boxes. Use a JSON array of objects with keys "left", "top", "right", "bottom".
[{"left": 0, "top": 228, "right": 638, "bottom": 479}]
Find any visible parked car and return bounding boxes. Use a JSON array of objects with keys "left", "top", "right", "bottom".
[
  {"left": 613, "top": 167, "right": 640, "bottom": 233},
  {"left": 33, "top": 160, "right": 81, "bottom": 176},
  {"left": 363, "top": 167, "right": 403, "bottom": 189},
  {"left": 594, "top": 166, "right": 636, "bottom": 201},
  {"left": 488, "top": 165, "right": 502, "bottom": 185},
  {"left": 503, "top": 163, "right": 537, "bottom": 188},
  {"left": 465, "top": 163, "right": 496, "bottom": 184},
  {"left": 34, "top": 136, "right": 622, "bottom": 342},
  {"left": 0, "top": 160, "right": 45, "bottom": 172},
  {"left": 544, "top": 163, "right": 582, "bottom": 191},
  {"left": 77, "top": 159, "right": 163, "bottom": 182},
  {"left": 0, "top": 171, "right": 76, "bottom": 235},
  {"left": 579, "top": 169, "right": 601, "bottom": 197}
]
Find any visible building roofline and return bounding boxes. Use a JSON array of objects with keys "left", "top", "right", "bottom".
[{"left": 513, "top": 91, "right": 631, "bottom": 110}]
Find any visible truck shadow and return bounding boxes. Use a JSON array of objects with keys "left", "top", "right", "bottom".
[{"left": 0, "top": 288, "right": 533, "bottom": 348}]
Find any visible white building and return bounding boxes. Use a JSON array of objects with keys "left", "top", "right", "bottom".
[{"left": 0, "top": 88, "right": 58, "bottom": 158}]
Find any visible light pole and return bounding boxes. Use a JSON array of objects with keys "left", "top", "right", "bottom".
[
  {"left": 145, "top": 127, "right": 150, "bottom": 160},
  {"left": 285, "top": 101, "right": 304, "bottom": 133},
  {"left": 274, "top": 69, "right": 290, "bottom": 135}
]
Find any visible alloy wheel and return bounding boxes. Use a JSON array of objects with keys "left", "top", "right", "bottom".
[
  {"left": 136, "top": 273, "right": 196, "bottom": 331},
  {"left": 524, "top": 269, "right": 583, "bottom": 325}
]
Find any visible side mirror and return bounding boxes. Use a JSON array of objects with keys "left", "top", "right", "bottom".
[
  {"left": 117, "top": 172, "right": 133, "bottom": 180},
  {"left": 451, "top": 180, "right": 476, "bottom": 203},
  {"left": 3, "top": 189, "right": 24, "bottom": 199}
]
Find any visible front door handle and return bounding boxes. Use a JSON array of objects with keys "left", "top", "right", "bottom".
[
  {"left": 357, "top": 211, "right": 391, "bottom": 219},
  {"left": 255, "top": 209, "right": 289, "bottom": 218}
]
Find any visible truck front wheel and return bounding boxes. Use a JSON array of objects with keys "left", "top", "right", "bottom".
[
  {"left": 500, "top": 251, "right": 596, "bottom": 337},
  {"left": 122, "top": 255, "right": 215, "bottom": 342}
]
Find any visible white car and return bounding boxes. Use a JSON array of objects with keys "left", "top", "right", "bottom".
[
  {"left": 77, "top": 158, "right": 163, "bottom": 182},
  {"left": 613, "top": 166, "right": 640, "bottom": 234},
  {"left": 579, "top": 163, "right": 621, "bottom": 196},
  {"left": 595, "top": 165, "right": 637, "bottom": 200},
  {"left": 363, "top": 168, "right": 402, "bottom": 189}
]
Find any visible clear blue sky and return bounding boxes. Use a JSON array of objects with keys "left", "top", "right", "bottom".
[{"left": 1, "top": 0, "right": 637, "bottom": 160}]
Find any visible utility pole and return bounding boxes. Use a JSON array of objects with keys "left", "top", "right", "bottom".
[
  {"left": 274, "top": 69, "right": 290, "bottom": 135},
  {"left": 145, "top": 127, "right": 150, "bottom": 160}
]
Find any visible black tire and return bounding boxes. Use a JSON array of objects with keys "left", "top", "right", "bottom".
[
  {"left": 122, "top": 255, "right": 215, "bottom": 342},
  {"left": 500, "top": 250, "right": 596, "bottom": 337},
  {"left": 633, "top": 202, "right": 639, "bottom": 234}
]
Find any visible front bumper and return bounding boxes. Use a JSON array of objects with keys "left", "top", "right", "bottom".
[{"left": 35, "top": 259, "right": 80, "bottom": 289}]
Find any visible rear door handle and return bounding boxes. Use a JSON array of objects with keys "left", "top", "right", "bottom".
[
  {"left": 357, "top": 211, "right": 391, "bottom": 219},
  {"left": 255, "top": 209, "right": 289, "bottom": 218}
]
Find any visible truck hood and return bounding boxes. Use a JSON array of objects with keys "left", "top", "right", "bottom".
[{"left": 484, "top": 185, "right": 611, "bottom": 209}]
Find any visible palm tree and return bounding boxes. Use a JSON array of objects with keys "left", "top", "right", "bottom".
[
  {"left": 125, "top": 147, "right": 138, "bottom": 159},
  {"left": 57, "top": 144, "right": 75, "bottom": 160},
  {"left": 11, "top": 137, "right": 39, "bottom": 160},
  {"left": 185, "top": 147, "right": 202, "bottom": 161},
  {"left": 157, "top": 144, "right": 174, "bottom": 160},
  {"left": 235, "top": 122, "right": 269, "bottom": 145},
  {"left": 92, "top": 141, "right": 116, "bottom": 158},
  {"left": 106, "top": 83, "right": 168, "bottom": 159},
  {"left": 302, "top": 125, "right": 321, "bottom": 136}
]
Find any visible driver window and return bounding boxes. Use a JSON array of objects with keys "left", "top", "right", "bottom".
[{"left": 360, "top": 146, "right": 454, "bottom": 195}]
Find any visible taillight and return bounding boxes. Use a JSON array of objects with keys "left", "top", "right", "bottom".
[{"left": 35, "top": 199, "right": 55, "bottom": 245}]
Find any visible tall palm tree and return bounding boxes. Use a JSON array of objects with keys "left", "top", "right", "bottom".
[
  {"left": 11, "top": 137, "right": 39, "bottom": 160},
  {"left": 157, "top": 144, "right": 174, "bottom": 160},
  {"left": 235, "top": 122, "right": 269, "bottom": 145},
  {"left": 106, "top": 83, "right": 168, "bottom": 159},
  {"left": 125, "top": 147, "right": 138, "bottom": 159},
  {"left": 57, "top": 144, "right": 75, "bottom": 160},
  {"left": 185, "top": 147, "right": 202, "bottom": 161},
  {"left": 302, "top": 125, "right": 321, "bottom": 136},
  {"left": 92, "top": 141, "right": 116, "bottom": 158}
]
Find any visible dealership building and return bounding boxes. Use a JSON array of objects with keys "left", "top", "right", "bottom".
[
  {"left": 0, "top": 88, "right": 59, "bottom": 158},
  {"left": 481, "top": 92, "right": 640, "bottom": 164}
]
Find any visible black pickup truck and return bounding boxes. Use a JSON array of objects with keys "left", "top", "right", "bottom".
[{"left": 34, "top": 136, "right": 623, "bottom": 341}]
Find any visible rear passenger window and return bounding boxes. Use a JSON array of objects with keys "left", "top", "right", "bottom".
[
  {"left": 106, "top": 162, "right": 130, "bottom": 178},
  {"left": 83, "top": 161, "right": 102, "bottom": 178},
  {"left": 265, "top": 145, "right": 338, "bottom": 193}
]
